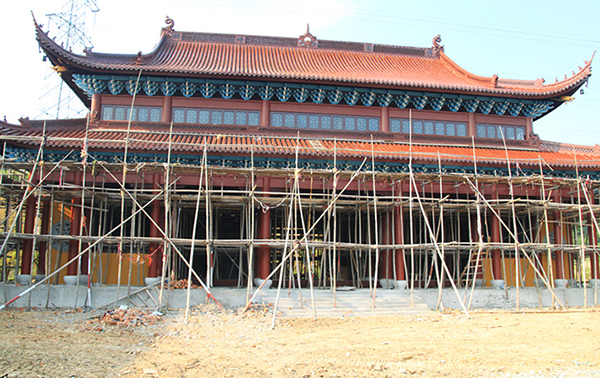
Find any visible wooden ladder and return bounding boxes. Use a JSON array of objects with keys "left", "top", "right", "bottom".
[{"left": 460, "top": 245, "right": 489, "bottom": 286}]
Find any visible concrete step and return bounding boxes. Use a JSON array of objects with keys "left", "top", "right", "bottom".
[{"left": 254, "top": 288, "right": 430, "bottom": 317}]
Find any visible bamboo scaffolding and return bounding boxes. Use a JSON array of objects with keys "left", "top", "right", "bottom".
[
  {"left": 3, "top": 123, "right": 600, "bottom": 316},
  {"left": 184, "top": 139, "right": 206, "bottom": 322}
]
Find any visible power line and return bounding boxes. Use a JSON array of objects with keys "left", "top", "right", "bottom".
[{"left": 37, "top": 0, "right": 99, "bottom": 120}]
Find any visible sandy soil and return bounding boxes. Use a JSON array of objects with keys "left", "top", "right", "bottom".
[{"left": 1, "top": 305, "right": 599, "bottom": 378}]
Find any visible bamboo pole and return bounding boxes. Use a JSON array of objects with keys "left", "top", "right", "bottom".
[
  {"left": 99, "top": 163, "right": 223, "bottom": 309},
  {"left": 574, "top": 155, "right": 587, "bottom": 307},
  {"left": 241, "top": 158, "right": 368, "bottom": 314},
  {"left": 436, "top": 152, "right": 444, "bottom": 309},
  {"left": 115, "top": 70, "right": 142, "bottom": 308},
  {"left": 409, "top": 164, "right": 470, "bottom": 317},
  {"left": 463, "top": 176, "right": 566, "bottom": 308},
  {"left": 332, "top": 138, "right": 338, "bottom": 307},
  {"left": 370, "top": 136, "right": 380, "bottom": 309},
  {"left": 538, "top": 157, "right": 558, "bottom": 307},
  {"left": 158, "top": 121, "right": 174, "bottom": 309},
  {"left": 0, "top": 186, "right": 167, "bottom": 311},
  {"left": 500, "top": 128, "right": 520, "bottom": 309},
  {"left": 184, "top": 139, "right": 206, "bottom": 322},
  {"left": 296, "top": 177, "right": 317, "bottom": 319},
  {"left": 0, "top": 145, "right": 71, "bottom": 269},
  {"left": 408, "top": 110, "right": 415, "bottom": 305}
]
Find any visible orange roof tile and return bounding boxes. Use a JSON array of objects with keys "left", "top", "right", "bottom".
[
  {"left": 2, "top": 120, "right": 600, "bottom": 170},
  {"left": 35, "top": 20, "right": 592, "bottom": 100}
]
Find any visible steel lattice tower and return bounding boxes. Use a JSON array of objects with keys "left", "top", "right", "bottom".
[{"left": 37, "top": 0, "right": 99, "bottom": 120}]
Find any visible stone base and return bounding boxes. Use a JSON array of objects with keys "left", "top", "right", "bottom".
[
  {"left": 63, "top": 275, "right": 78, "bottom": 286},
  {"left": 144, "top": 277, "right": 162, "bottom": 286},
  {"left": 254, "top": 278, "right": 273, "bottom": 289},
  {"left": 554, "top": 279, "right": 569, "bottom": 288},
  {"left": 491, "top": 279, "right": 505, "bottom": 290},
  {"left": 474, "top": 279, "right": 484, "bottom": 288},
  {"left": 589, "top": 279, "right": 600, "bottom": 288},
  {"left": 395, "top": 280, "right": 408, "bottom": 290},
  {"left": 533, "top": 278, "right": 546, "bottom": 288},
  {"left": 379, "top": 279, "right": 395, "bottom": 290},
  {"left": 34, "top": 274, "right": 46, "bottom": 283},
  {"left": 63, "top": 275, "right": 90, "bottom": 286},
  {"left": 16, "top": 274, "right": 32, "bottom": 285}
]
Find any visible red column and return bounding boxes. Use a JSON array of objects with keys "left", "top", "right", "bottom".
[
  {"left": 566, "top": 223, "right": 574, "bottom": 280},
  {"left": 379, "top": 212, "right": 394, "bottom": 279},
  {"left": 261, "top": 100, "right": 270, "bottom": 127},
  {"left": 525, "top": 117, "right": 533, "bottom": 140},
  {"left": 255, "top": 177, "right": 271, "bottom": 279},
  {"left": 491, "top": 187, "right": 502, "bottom": 280},
  {"left": 553, "top": 192, "right": 564, "bottom": 279},
  {"left": 37, "top": 199, "right": 51, "bottom": 276},
  {"left": 380, "top": 106, "right": 389, "bottom": 133},
  {"left": 156, "top": 206, "right": 166, "bottom": 277},
  {"left": 589, "top": 191, "right": 599, "bottom": 279},
  {"left": 91, "top": 93, "right": 101, "bottom": 121},
  {"left": 148, "top": 173, "right": 162, "bottom": 278},
  {"left": 67, "top": 171, "right": 83, "bottom": 276},
  {"left": 80, "top": 209, "right": 91, "bottom": 276},
  {"left": 394, "top": 203, "right": 405, "bottom": 280},
  {"left": 468, "top": 113, "right": 476, "bottom": 138},
  {"left": 161, "top": 96, "right": 172, "bottom": 123},
  {"left": 20, "top": 194, "right": 38, "bottom": 275}
]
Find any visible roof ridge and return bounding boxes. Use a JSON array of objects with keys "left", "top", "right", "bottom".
[{"left": 176, "top": 30, "right": 433, "bottom": 57}]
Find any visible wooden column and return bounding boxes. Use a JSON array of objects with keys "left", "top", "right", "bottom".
[
  {"left": 525, "top": 117, "right": 533, "bottom": 140},
  {"left": 394, "top": 202, "right": 405, "bottom": 280},
  {"left": 255, "top": 177, "right": 271, "bottom": 279},
  {"left": 161, "top": 96, "right": 173, "bottom": 123},
  {"left": 468, "top": 113, "right": 476, "bottom": 137},
  {"left": 80, "top": 209, "right": 91, "bottom": 276},
  {"left": 67, "top": 171, "right": 83, "bottom": 276},
  {"left": 156, "top": 207, "right": 165, "bottom": 277},
  {"left": 148, "top": 173, "right": 162, "bottom": 278},
  {"left": 261, "top": 100, "right": 270, "bottom": 127},
  {"left": 91, "top": 93, "right": 101, "bottom": 120},
  {"left": 491, "top": 186, "right": 502, "bottom": 280},
  {"left": 37, "top": 199, "right": 51, "bottom": 276},
  {"left": 553, "top": 191, "right": 564, "bottom": 279},
  {"left": 379, "top": 211, "right": 394, "bottom": 279},
  {"left": 589, "top": 191, "right": 599, "bottom": 279},
  {"left": 380, "top": 106, "right": 389, "bottom": 133},
  {"left": 19, "top": 194, "right": 37, "bottom": 275}
]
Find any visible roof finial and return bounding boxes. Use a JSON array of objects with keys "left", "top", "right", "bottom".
[
  {"left": 298, "top": 25, "right": 318, "bottom": 48},
  {"left": 432, "top": 35, "right": 443, "bottom": 54},
  {"left": 162, "top": 16, "right": 175, "bottom": 37}
]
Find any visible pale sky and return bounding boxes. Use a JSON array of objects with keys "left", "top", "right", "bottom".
[{"left": 1, "top": 0, "right": 599, "bottom": 145}]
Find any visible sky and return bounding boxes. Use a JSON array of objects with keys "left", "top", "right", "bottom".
[{"left": 1, "top": 0, "right": 599, "bottom": 145}]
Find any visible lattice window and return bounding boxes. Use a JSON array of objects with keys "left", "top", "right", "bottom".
[
  {"left": 391, "top": 118, "right": 468, "bottom": 138},
  {"left": 476, "top": 123, "right": 526, "bottom": 140},
  {"left": 270, "top": 112, "right": 380, "bottom": 132},
  {"left": 102, "top": 105, "right": 162, "bottom": 122},
  {"left": 172, "top": 108, "right": 260, "bottom": 126}
]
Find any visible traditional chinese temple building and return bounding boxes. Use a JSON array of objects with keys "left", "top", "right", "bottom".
[{"left": 0, "top": 17, "right": 598, "bottom": 311}]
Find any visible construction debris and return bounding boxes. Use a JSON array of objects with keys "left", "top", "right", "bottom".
[
  {"left": 169, "top": 279, "right": 199, "bottom": 289},
  {"left": 95, "top": 306, "right": 162, "bottom": 327}
]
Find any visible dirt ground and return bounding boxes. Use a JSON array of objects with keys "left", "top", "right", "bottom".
[{"left": 1, "top": 305, "right": 599, "bottom": 378}]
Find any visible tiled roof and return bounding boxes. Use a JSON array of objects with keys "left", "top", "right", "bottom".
[
  {"left": 2, "top": 119, "right": 600, "bottom": 169},
  {"left": 35, "top": 19, "right": 592, "bottom": 99}
]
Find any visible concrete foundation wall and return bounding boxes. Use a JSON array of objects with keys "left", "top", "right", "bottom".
[
  {"left": 416, "top": 287, "right": 600, "bottom": 310},
  {"left": 2, "top": 284, "right": 599, "bottom": 311}
]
